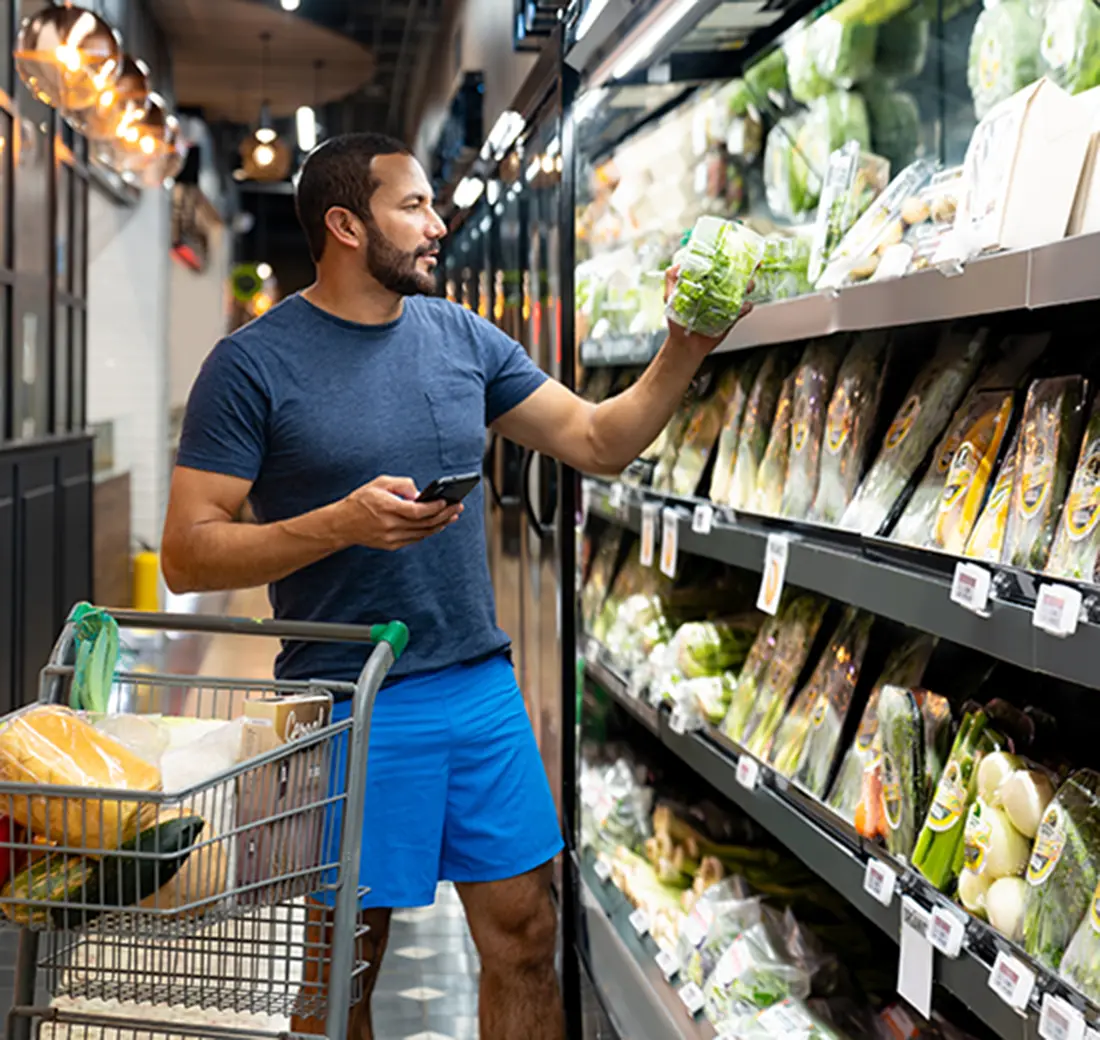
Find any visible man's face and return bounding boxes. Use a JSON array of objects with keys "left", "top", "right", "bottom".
[{"left": 361, "top": 153, "right": 447, "bottom": 295}]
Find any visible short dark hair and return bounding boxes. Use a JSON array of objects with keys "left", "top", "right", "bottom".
[{"left": 294, "top": 132, "right": 412, "bottom": 262}]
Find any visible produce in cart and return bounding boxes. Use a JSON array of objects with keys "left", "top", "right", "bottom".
[
  {"left": 711, "top": 356, "right": 765, "bottom": 504},
  {"left": 1046, "top": 397, "right": 1100, "bottom": 583}
]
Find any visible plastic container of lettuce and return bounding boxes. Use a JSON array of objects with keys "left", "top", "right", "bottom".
[
  {"left": 667, "top": 217, "right": 765, "bottom": 338},
  {"left": 1039, "top": 0, "right": 1100, "bottom": 94},
  {"left": 968, "top": 0, "right": 1043, "bottom": 120}
]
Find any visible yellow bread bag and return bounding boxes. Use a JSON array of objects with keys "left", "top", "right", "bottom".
[{"left": 0, "top": 705, "right": 162, "bottom": 849}]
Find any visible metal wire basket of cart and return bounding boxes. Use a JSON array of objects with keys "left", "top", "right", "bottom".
[{"left": 0, "top": 608, "right": 408, "bottom": 1040}]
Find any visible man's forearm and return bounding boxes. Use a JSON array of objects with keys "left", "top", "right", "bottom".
[{"left": 588, "top": 336, "right": 706, "bottom": 474}]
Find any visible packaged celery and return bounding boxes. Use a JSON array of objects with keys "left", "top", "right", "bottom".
[
  {"left": 722, "top": 614, "right": 783, "bottom": 745},
  {"left": 1022, "top": 770, "right": 1100, "bottom": 971},
  {"left": 752, "top": 373, "right": 797, "bottom": 516},
  {"left": 671, "top": 367, "right": 743, "bottom": 498},
  {"left": 811, "top": 332, "right": 891, "bottom": 524},
  {"left": 781, "top": 340, "right": 844, "bottom": 520},
  {"left": 965, "top": 427, "right": 1021, "bottom": 563},
  {"left": 841, "top": 328, "right": 989, "bottom": 536},
  {"left": 728, "top": 351, "right": 794, "bottom": 508},
  {"left": 1046, "top": 399, "right": 1100, "bottom": 585},
  {"left": 710, "top": 356, "right": 765, "bottom": 505},
  {"left": 1004, "top": 376, "right": 1088, "bottom": 572}
]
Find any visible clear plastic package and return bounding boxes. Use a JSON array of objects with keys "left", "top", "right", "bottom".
[{"left": 1038, "top": 0, "right": 1100, "bottom": 94}]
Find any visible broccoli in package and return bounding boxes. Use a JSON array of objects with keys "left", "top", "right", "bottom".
[
  {"left": 727, "top": 351, "right": 795, "bottom": 508},
  {"left": 1004, "top": 376, "right": 1087, "bottom": 572},
  {"left": 667, "top": 217, "right": 765, "bottom": 339},
  {"left": 752, "top": 372, "right": 797, "bottom": 516},
  {"left": 1046, "top": 398, "right": 1100, "bottom": 584},
  {"left": 968, "top": 0, "right": 1043, "bottom": 120},
  {"left": 711, "top": 357, "right": 765, "bottom": 504},
  {"left": 1039, "top": 0, "right": 1100, "bottom": 95}
]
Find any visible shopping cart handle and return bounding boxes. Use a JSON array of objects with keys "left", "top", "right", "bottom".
[{"left": 83, "top": 609, "right": 410, "bottom": 658}]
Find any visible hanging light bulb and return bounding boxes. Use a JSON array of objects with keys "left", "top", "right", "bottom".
[
  {"left": 96, "top": 92, "right": 182, "bottom": 182},
  {"left": 14, "top": 3, "right": 122, "bottom": 111},
  {"left": 253, "top": 142, "right": 276, "bottom": 167},
  {"left": 64, "top": 53, "right": 148, "bottom": 140}
]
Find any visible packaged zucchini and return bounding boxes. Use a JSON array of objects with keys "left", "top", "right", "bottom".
[
  {"left": 722, "top": 615, "right": 783, "bottom": 746},
  {"left": 752, "top": 372, "right": 797, "bottom": 516},
  {"left": 671, "top": 368, "right": 744, "bottom": 498},
  {"left": 1004, "top": 376, "right": 1088, "bottom": 572},
  {"left": 710, "top": 356, "right": 765, "bottom": 504},
  {"left": 811, "top": 332, "right": 891, "bottom": 524},
  {"left": 840, "top": 327, "right": 988, "bottom": 536},
  {"left": 781, "top": 340, "right": 844, "bottom": 520},
  {"left": 1046, "top": 398, "right": 1100, "bottom": 585},
  {"left": 728, "top": 351, "right": 794, "bottom": 508},
  {"left": 965, "top": 427, "right": 1021, "bottom": 563}
]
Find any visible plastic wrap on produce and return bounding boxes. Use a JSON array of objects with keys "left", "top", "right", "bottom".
[
  {"left": 1047, "top": 398, "right": 1100, "bottom": 583},
  {"left": 866, "top": 89, "right": 921, "bottom": 176},
  {"left": 652, "top": 399, "right": 697, "bottom": 492},
  {"left": 711, "top": 357, "right": 764, "bottom": 504},
  {"left": 752, "top": 372, "right": 797, "bottom": 516},
  {"left": 722, "top": 615, "right": 783, "bottom": 746},
  {"left": 1039, "top": 0, "right": 1100, "bottom": 94},
  {"left": 791, "top": 92, "right": 872, "bottom": 214},
  {"left": 728, "top": 350, "right": 795, "bottom": 509},
  {"left": 749, "top": 234, "right": 813, "bottom": 304},
  {"left": 765, "top": 114, "right": 813, "bottom": 220},
  {"left": 968, "top": 1, "right": 1043, "bottom": 119},
  {"left": 875, "top": 6, "right": 930, "bottom": 80},
  {"left": 965, "top": 427, "right": 1020, "bottom": 563},
  {"left": 672, "top": 367, "right": 744, "bottom": 498}
]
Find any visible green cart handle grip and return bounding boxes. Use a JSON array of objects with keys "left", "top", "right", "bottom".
[{"left": 368, "top": 621, "right": 410, "bottom": 659}]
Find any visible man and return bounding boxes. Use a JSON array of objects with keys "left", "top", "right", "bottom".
[{"left": 162, "top": 132, "right": 749, "bottom": 1040}]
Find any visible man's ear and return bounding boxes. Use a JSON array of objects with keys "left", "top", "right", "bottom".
[{"left": 324, "top": 207, "right": 363, "bottom": 250}]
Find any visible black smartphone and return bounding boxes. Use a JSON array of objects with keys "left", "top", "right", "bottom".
[{"left": 416, "top": 472, "right": 482, "bottom": 504}]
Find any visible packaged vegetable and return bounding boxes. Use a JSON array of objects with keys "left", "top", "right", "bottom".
[
  {"left": 652, "top": 399, "right": 696, "bottom": 492},
  {"left": 866, "top": 89, "right": 920, "bottom": 178},
  {"left": 711, "top": 357, "right": 764, "bottom": 504},
  {"left": 782, "top": 341, "right": 845, "bottom": 519},
  {"left": 749, "top": 234, "right": 813, "bottom": 304},
  {"left": 675, "top": 617, "right": 763, "bottom": 679},
  {"left": 667, "top": 216, "right": 765, "bottom": 338},
  {"left": 811, "top": 332, "right": 891, "bottom": 524},
  {"left": 785, "top": 16, "right": 877, "bottom": 103},
  {"left": 679, "top": 885, "right": 767, "bottom": 986},
  {"left": 792, "top": 92, "right": 873, "bottom": 213},
  {"left": 765, "top": 115, "right": 813, "bottom": 220},
  {"left": 722, "top": 615, "right": 783, "bottom": 745},
  {"left": 827, "top": 631, "right": 935, "bottom": 824},
  {"left": 965, "top": 427, "right": 1021, "bottom": 563},
  {"left": 1061, "top": 880, "right": 1100, "bottom": 1001},
  {"left": 581, "top": 531, "right": 622, "bottom": 635},
  {"left": 968, "top": 0, "right": 1043, "bottom": 120},
  {"left": 874, "top": 6, "right": 930, "bottom": 80},
  {"left": 841, "top": 328, "right": 988, "bottom": 535},
  {"left": 1039, "top": 0, "right": 1100, "bottom": 94},
  {"left": 752, "top": 372, "right": 797, "bottom": 516},
  {"left": 784, "top": 23, "right": 835, "bottom": 104},
  {"left": 1004, "top": 376, "right": 1088, "bottom": 571},
  {"left": 728, "top": 351, "right": 794, "bottom": 508},
  {"left": 1022, "top": 770, "right": 1100, "bottom": 970},
  {"left": 671, "top": 368, "right": 744, "bottom": 497},
  {"left": 1046, "top": 397, "right": 1100, "bottom": 583},
  {"left": 0, "top": 705, "right": 163, "bottom": 849},
  {"left": 743, "top": 596, "right": 831, "bottom": 759},
  {"left": 988, "top": 876, "right": 1029, "bottom": 940},
  {"left": 912, "top": 710, "right": 1004, "bottom": 891}
]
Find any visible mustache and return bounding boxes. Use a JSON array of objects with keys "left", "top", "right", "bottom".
[{"left": 415, "top": 244, "right": 440, "bottom": 259}]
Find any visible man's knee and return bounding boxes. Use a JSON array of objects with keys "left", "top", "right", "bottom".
[{"left": 476, "top": 883, "right": 557, "bottom": 974}]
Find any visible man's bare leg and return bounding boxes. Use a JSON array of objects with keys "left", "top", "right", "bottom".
[
  {"left": 457, "top": 862, "right": 563, "bottom": 1040},
  {"left": 291, "top": 902, "right": 393, "bottom": 1040}
]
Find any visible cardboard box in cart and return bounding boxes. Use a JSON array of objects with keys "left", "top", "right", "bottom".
[{"left": 235, "top": 691, "right": 332, "bottom": 902}]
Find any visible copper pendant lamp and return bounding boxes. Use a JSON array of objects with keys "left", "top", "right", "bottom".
[
  {"left": 14, "top": 3, "right": 122, "bottom": 112},
  {"left": 97, "top": 92, "right": 183, "bottom": 183},
  {"left": 65, "top": 53, "right": 149, "bottom": 140}
]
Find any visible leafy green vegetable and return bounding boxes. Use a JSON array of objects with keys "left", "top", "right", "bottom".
[
  {"left": 785, "top": 15, "right": 877, "bottom": 103},
  {"left": 1039, "top": 0, "right": 1100, "bottom": 95},
  {"left": 792, "top": 92, "right": 872, "bottom": 213},
  {"left": 722, "top": 614, "right": 783, "bottom": 745},
  {"left": 968, "top": 0, "right": 1043, "bottom": 120},
  {"left": 749, "top": 235, "right": 813, "bottom": 304},
  {"left": 1046, "top": 398, "right": 1100, "bottom": 583},
  {"left": 765, "top": 115, "right": 813, "bottom": 220},
  {"left": 875, "top": 6, "right": 930, "bottom": 79},
  {"left": 1059, "top": 879, "right": 1100, "bottom": 1000},
  {"left": 866, "top": 87, "right": 921, "bottom": 173},
  {"left": 675, "top": 617, "right": 762, "bottom": 679}
]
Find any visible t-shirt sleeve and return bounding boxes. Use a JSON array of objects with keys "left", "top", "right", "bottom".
[
  {"left": 470, "top": 313, "right": 549, "bottom": 424},
  {"left": 175, "top": 339, "right": 270, "bottom": 481}
]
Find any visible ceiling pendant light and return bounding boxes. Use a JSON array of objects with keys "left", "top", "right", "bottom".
[
  {"left": 64, "top": 53, "right": 149, "bottom": 140},
  {"left": 239, "top": 32, "right": 291, "bottom": 181},
  {"left": 14, "top": 3, "right": 122, "bottom": 111},
  {"left": 95, "top": 91, "right": 185, "bottom": 187}
]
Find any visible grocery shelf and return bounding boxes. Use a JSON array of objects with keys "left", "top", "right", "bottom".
[
  {"left": 581, "top": 655, "right": 1067, "bottom": 1040},
  {"left": 575, "top": 851, "right": 716, "bottom": 1040},
  {"left": 585, "top": 479, "right": 1100, "bottom": 693},
  {"left": 720, "top": 291, "right": 838, "bottom": 352},
  {"left": 584, "top": 646, "right": 661, "bottom": 734}
]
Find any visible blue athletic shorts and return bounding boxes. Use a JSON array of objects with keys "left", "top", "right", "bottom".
[{"left": 313, "top": 651, "right": 564, "bottom": 909}]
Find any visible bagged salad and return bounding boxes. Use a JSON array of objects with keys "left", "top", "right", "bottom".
[
  {"left": 752, "top": 372, "right": 797, "bottom": 516},
  {"left": 782, "top": 340, "right": 844, "bottom": 520},
  {"left": 841, "top": 328, "right": 988, "bottom": 536},
  {"left": 750, "top": 234, "right": 813, "bottom": 304},
  {"left": 1004, "top": 376, "right": 1088, "bottom": 572},
  {"left": 728, "top": 350, "right": 795, "bottom": 508},
  {"left": 784, "top": 16, "right": 877, "bottom": 103},
  {"left": 710, "top": 356, "right": 764, "bottom": 504},
  {"left": 1045, "top": 397, "right": 1100, "bottom": 584},
  {"left": 677, "top": 882, "right": 765, "bottom": 986},
  {"left": 811, "top": 332, "right": 892, "bottom": 525},
  {"left": 667, "top": 216, "right": 764, "bottom": 338}
]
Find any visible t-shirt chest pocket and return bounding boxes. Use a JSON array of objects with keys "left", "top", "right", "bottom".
[{"left": 423, "top": 370, "right": 486, "bottom": 471}]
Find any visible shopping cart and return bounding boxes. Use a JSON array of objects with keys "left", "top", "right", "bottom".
[{"left": 0, "top": 607, "right": 409, "bottom": 1040}]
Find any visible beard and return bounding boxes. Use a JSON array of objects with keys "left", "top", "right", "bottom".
[{"left": 364, "top": 219, "right": 438, "bottom": 296}]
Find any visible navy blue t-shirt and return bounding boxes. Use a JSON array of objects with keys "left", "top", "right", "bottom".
[{"left": 176, "top": 293, "right": 548, "bottom": 683}]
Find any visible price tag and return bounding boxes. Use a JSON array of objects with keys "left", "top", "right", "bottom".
[
  {"left": 681, "top": 908, "right": 709, "bottom": 948},
  {"left": 928, "top": 904, "right": 966, "bottom": 959},
  {"left": 678, "top": 981, "right": 706, "bottom": 1016},
  {"left": 898, "top": 898, "right": 933, "bottom": 1020},
  {"left": 668, "top": 710, "right": 688, "bottom": 736},
  {"left": 660, "top": 508, "right": 679, "bottom": 578},
  {"left": 951, "top": 561, "right": 992, "bottom": 616},
  {"left": 863, "top": 858, "right": 898, "bottom": 907},
  {"left": 593, "top": 858, "right": 612, "bottom": 883},
  {"left": 640, "top": 503, "right": 659, "bottom": 567},
  {"left": 608, "top": 482, "right": 625, "bottom": 511},
  {"left": 692, "top": 503, "right": 714, "bottom": 535},
  {"left": 1040, "top": 994, "right": 1086, "bottom": 1040},
  {"left": 656, "top": 948, "right": 679, "bottom": 980},
  {"left": 1034, "top": 583, "right": 1083, "bottom": 638},
  {"left": 629, "top": 908, "right": 650, "bottom": 937},
  {"left": 736, "top": 755, "right": 760, "bottom": 791},
  {"left": 757, "top": 534, "right": 789, "bottom": 616},
  {"left": 988, "top": 949, "right": 1036, "bottom": 1011}
]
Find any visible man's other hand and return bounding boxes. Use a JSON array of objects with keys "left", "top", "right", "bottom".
[
  {"left": 663, "top": 264, "right": 754, "bottom": 355},
  {"left": 336, "top": 475, "right": 462, "bottom": 551}
]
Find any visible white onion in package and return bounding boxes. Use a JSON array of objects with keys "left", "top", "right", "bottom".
[{"left": 666, "top": 216, "right": 764, "bottom": 338}]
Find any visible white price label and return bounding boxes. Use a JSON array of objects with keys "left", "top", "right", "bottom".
[
  {"left": 660, "top": 508, "right": 679, "bottom": 578},
  {"left": 1033, "top": 583, "right": 1083, "bottom": 638},
  {"left": 736, "top": 755, "right": 760, "bottom": 791},
  {"left": 1040, "top": 994, "right": 1086, "bottom": 1040},
  {"left": 863, "top": 858, "right": 898, "bottom": 907},
  {"left": 629, "top": 909, "right": 650, "bottom": 937},
  {"left": 640, "top": 503, "right": 659, "bottom": 567},
  {"left": 608, "top": 482, "right": 625, "bottom": 511},
  {"left": 757, "top": 534, "right": 790, "bottom": 616},
  {"left": 757, "top": 1000, "right": 814, "bottom": 1038},
  {"left": 928, "top": 905, "right": 966, "bottom": 958},
  {"left": 678, "top": 981, "right": 706, "bottom": 1016},
  {"left": 656, "top": 948, "right": 680, "bottom": 980},
  {"left": 898, "top": 898, "right": 933, "bottom": 1020},
  {"left": 692, "top": 503, "right": 714, "bottom": 535},
  {"left": 668, "top": 710, "right": 688, "bottom": 736},
  {"left": 988, "top": 950, "right": 1036, "bottom": 1011},
  {"left": 951, "top": 561, "right": 992, "bottom": 616},
  {"left": 681, "top": 908, "right": 709, "bottom": 948},
  {"left": 593, "top": 858, "right": 612, "bottom": 883}
]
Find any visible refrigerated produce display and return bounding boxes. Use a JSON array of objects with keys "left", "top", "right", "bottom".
[{"left": 440, "top": 0, "right": 1100, "bottom": 1034}]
